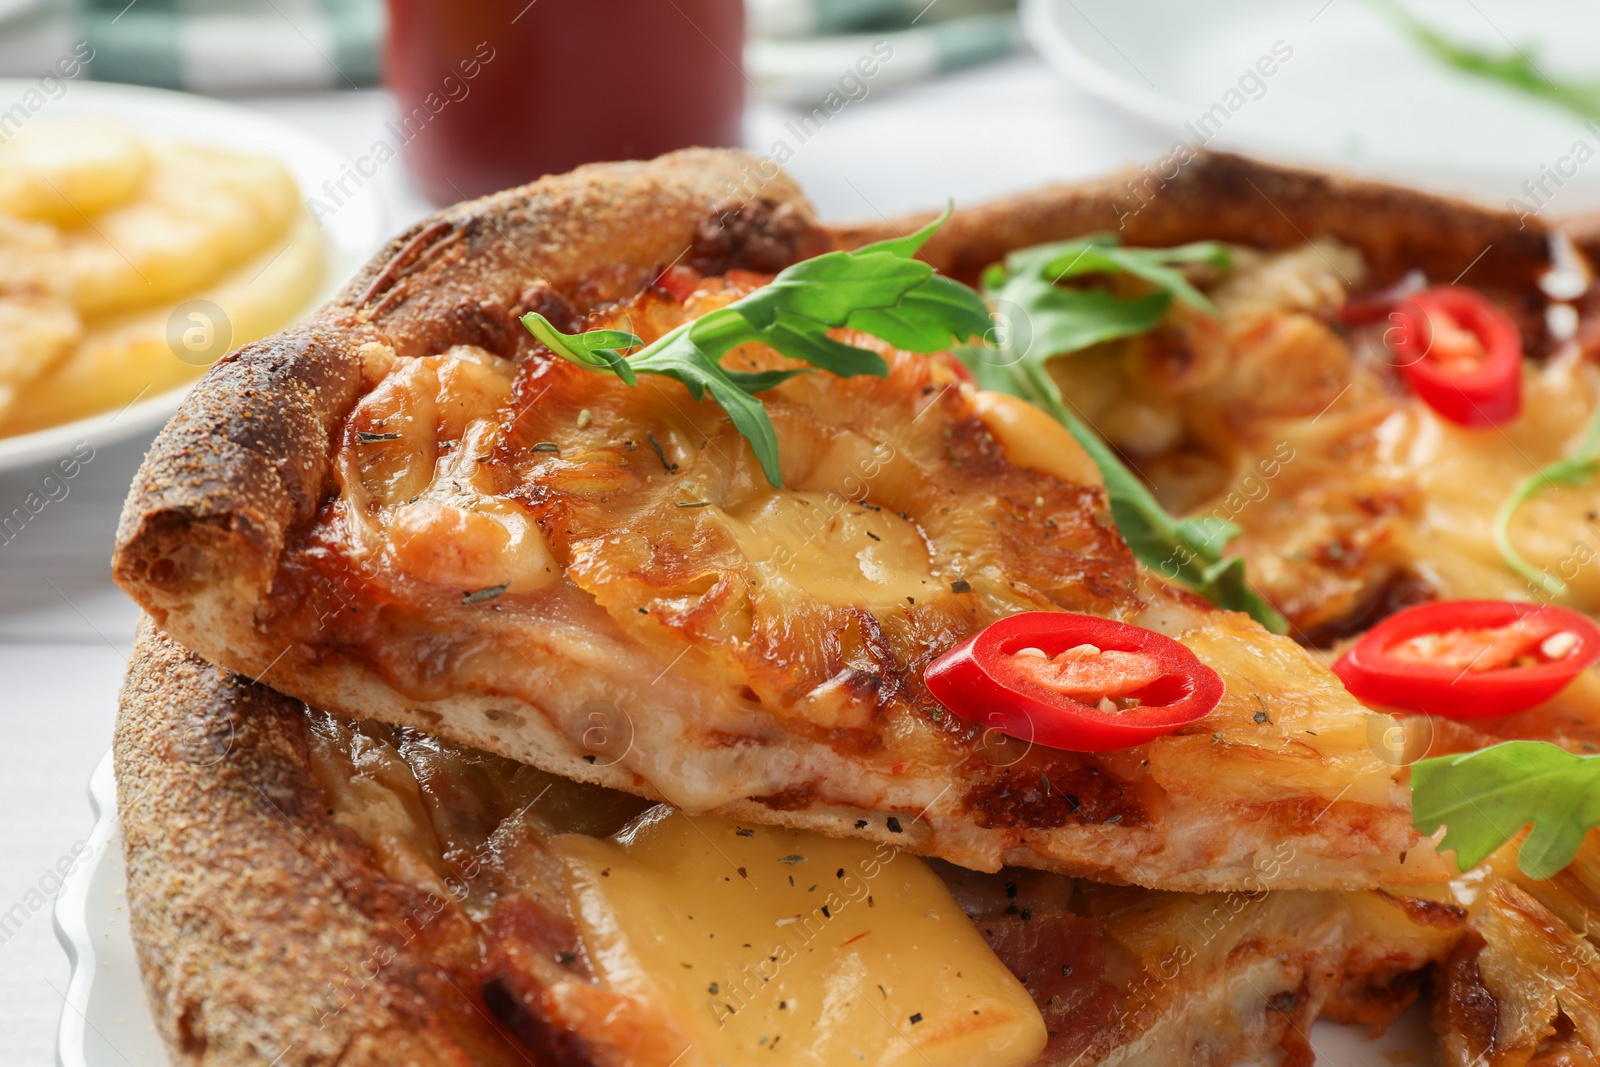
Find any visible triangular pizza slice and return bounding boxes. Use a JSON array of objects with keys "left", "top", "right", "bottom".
[{"left": 114, "top": 149, "right": 1461, "bottom": 891}]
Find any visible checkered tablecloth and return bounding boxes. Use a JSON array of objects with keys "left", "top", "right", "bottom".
[
  {"left": 77, "top": 0, "right": 382, "bottom": 93},
  {"left": 0, "top": 0, "right": 1018, "bottom": 100}
]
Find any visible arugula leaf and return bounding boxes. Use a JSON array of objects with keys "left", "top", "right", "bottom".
[
  {"left": 966, "top": 235, "right": 1289, "bottom": 633},
  {"left": 1495, "top": 406, "right": 1600, "bottom": 598},
  {"left": 522, "top": 209, "right": 991, "bottom": 487},
  {"left": 1016, "top": 236, "right": 1225, "bottom": 313},
  {"left": 1413, "top": 740, "right": 1600, "bottom": 879},
  {"left": 521, "top": 319, "right": 643, "bottom": 383}
]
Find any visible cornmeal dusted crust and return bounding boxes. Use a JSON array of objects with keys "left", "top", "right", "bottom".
[
  {"left": 116, "top": 618, "right": 538, "bottom": 1066},
  {"left": 836, "top": 150, "right": 1552, "bottom": 297}
]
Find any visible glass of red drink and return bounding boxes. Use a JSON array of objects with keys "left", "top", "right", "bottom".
[{"left": 386, "top": 0, "right": 746, "bottom": 204}]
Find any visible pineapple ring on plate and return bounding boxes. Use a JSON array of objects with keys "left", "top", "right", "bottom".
[
  {"left": 0, "top": 211, "right": 323, "bottom": 437},
  {"left": 0, "top": 119, "right": 319, "bottom": 438},
  {"left": 0, "top": 291, "right": 80, "bottom": 422},
  {"left": 64, "top": 140, "right": 301, "bottom": 320},
  {"left": 0, "top": 119, "right": 150, "bottom": 225}
]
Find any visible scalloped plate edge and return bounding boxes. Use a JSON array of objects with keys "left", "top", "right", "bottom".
[{"left": 53, "top": 749, "right": 171, "bottom": 1067}]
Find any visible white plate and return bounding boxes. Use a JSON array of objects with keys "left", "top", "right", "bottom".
[
  {"left": 1023, "top": 0, "right": 1600, "bottom": 211},
  {"left": 0, "top": 79, "right": 385, "bottom": 473},
  {"left": 53, "top": 751, "right": 168, "bottom": 1067},
  {"left": 56, "top": 749, "right": 1435, "bottom": 1066}
]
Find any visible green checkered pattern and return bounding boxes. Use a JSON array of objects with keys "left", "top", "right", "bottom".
[{"left": 80, "top": 0, "right": 381, "bottom": 91}]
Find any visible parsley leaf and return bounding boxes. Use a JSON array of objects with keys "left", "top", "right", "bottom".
[
  {"left": 1412, "top": 740, "right": 1600, "bottom": 879},
  {"left": 964, "top": 235, "right": 1289, "bottom": 634},
  {"left": 521, "top": 210, "right": 992, "bottom": 487},
  {"left": 1496, "top": 406, "right": 1600, "bottom": 598}
]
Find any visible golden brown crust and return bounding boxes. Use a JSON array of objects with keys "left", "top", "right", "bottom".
[
  {"left": 112, "top": 325, "right": 359, "bottom": 608},
  {"left": 116, "top": 618, "right": 546, "bottom": 1067},
  {"left": 836, "top": 150, "right": 1551, "bottom": 297}
]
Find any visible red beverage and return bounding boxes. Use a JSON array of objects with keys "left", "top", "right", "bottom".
[{"left": 385, "top": 0, "right": 747, "bottom": 204}]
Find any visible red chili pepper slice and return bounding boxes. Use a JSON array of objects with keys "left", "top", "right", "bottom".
[
  {"left": 1332, "top": 600, "right": 1600, "bottom": 718},
  {"left": 1384, "top": 287, "right": 1523, "bottom": 427},
  {"left": 923, "top": 611, "right": 1225, "bottom": 753}
]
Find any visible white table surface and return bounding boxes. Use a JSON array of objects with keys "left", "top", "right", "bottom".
[{"left": 0, "top": 53, "right": 1172, "bottom": 1064}]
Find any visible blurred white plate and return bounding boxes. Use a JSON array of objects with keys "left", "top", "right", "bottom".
[
  {"left": 55, "top": 749, "right": 1437, "bottom": 1067},
  {"left": 54, "top": 751, "right": 168, "bottom": 1067},
  {"left": 1023, "top": 0, "right": 1600, "bottom": 211},
  {"left": 0, "top": 79, "right": 384, "bottom": 474}
]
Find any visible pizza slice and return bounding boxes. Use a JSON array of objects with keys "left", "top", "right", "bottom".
[
  {"left": 114, "top": 149, "right": 1454, "bottom": 892},
  {"left": 117, "top": 621, "right": 1600, "bottom": 1067},
  {"left": 102, "top": 622, "right": 1464, "bottom": 1067}
]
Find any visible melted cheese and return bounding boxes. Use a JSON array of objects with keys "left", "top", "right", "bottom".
[
  {"left": 968, "top": 389, "right": 1104, "bottom": 489},
  {"left": 336, "top": 345, "right": 559, "bottom": 593},
  {"left": 554, "top": 808, "right": 1047, "bottom": 1067},
  {"left": 1069, "top": 238, "right": 1600, "bottom": 628},
  {"left": 1375, "top": 354, "right": 1600, "bottom": 608}
]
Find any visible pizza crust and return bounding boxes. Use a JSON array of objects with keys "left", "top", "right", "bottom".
[
  {"left": 835, "top": 149, "right": 1552, "bottom": 299},
  {"left": 116, "top": 618, "right": 543, "bottom": 1066}
]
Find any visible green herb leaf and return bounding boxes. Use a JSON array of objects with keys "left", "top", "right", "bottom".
[
  {"left": 1413, "top": 740, "right": 1600, "bottom": 879},
  {"left": 966, "top": 235, "right": 1287, "bottom": 633},
  {"left": 1036, "top": 237, "right": 1228, "bottom": 314},
  {"left": 521, "top": 208, "right": 990, "bottom": 487},
  {"left": 851, "top": 209, "right": 950, "bottom": 259},
  {"left": 462, "top": 582, "right": 511, "bottom": 604},
  {"left": 722, "top": 366, "right": 811, "bottom": 394},
  {"left": 521, "top": 317, "right": 641, "bottom": 384},
  {"left": 1385, "top": 0, "right": 1600, "bottom": 121},
  {"left": 1496, "top": 406, "right": 1600, "bottom": 598},
  {"left": 1176, "top": 516, "right": 1243, "bottom": 550}
]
